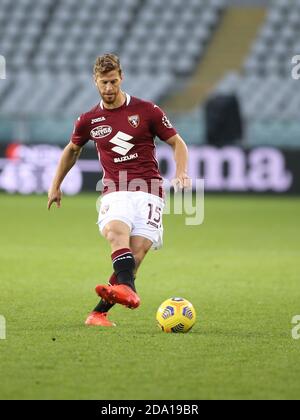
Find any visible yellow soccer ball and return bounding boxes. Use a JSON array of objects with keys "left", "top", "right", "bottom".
[{"left": 156, "top": 297, "right": 196, "bottom": 333}]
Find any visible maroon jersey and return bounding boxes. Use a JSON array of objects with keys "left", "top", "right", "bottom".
[{"left": 71, "top": 94, "right": 177, "bottom": 197}]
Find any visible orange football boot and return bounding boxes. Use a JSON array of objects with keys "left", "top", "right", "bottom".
[
  {"left": 85, "top": 311, "right": 116, "bottom": 327},
  {"left": 95, "top": 284, "right": 140, "bottom": 309}
]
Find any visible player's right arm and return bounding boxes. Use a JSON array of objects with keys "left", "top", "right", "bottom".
[
  {"left": 47, "top": 142, "right": 82, "bottom": 209},
  {"left": 48, "top": 114, "right": 89, "bottom": 210}
]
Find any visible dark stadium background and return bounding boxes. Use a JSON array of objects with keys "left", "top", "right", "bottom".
[
  {"left": 0, "top": 0, "right": 299, "bottom": 401},
  {"left": 1, "top": 0, "right": 300, "bottom": 196}
]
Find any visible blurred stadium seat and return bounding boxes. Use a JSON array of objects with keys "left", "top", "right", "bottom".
[
  {"left": 0, "top": 0, "right": 224, "bottom": 120},
  {"left": 1, "top": 0, "right": 299, "bottom": 148},
  {"left": 213, "top": 0, "right": 300, "bottom": 147}
]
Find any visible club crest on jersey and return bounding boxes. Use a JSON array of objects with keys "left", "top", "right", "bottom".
[
  {"left": 128, "top": 115, "right": 140, "bottom": 128},
  {"left": 90, "top": 125, "right": 112, "bottom": 139}
]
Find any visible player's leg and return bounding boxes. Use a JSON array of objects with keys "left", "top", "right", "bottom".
[
  {"left": 101, "top": 191, "right": 164, "bottom": 308},
  {"left": 90, "top": 235, "right": 152, "bottom": 318},
  {"left": 85, "top": 270, "right": 119, "bottom": 326},
  {"left": 95, "top": 221, "right": 140, "bottom": 309},
  {"left": 86, "top": 235, "right": 155, "bottom": 326},
  {"left": 85, "top": 221, "right": 131, "bottom": 326},
  {"left": 88, "top": 192, "right": 162, "bottom": 321},
  {"left": 103, "top": 220, "right": 136, "bottom": 290},
  {"left": 103, "top": 220, "right": 131, "bottom": 253},
  {"left": 130, "top": 235, "right": 153, "bottom": 277}
]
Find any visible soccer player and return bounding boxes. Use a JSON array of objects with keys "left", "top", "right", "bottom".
[{"left": 48, "top": 54, "right": 191, "bottom": 327}]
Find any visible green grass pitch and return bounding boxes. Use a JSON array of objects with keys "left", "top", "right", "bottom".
[{"left": 0, "top": 193, "right": 299, "bottom": 400}]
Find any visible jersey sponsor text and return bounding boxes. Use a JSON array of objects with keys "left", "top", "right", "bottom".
[{"left": 114, "top": 153, "right": 138, "bottom": 163}]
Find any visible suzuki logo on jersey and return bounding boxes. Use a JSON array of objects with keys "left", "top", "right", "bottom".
[
  {"left": 110, "top": 131, "right": 134, "bottom": 156},
  {"left": 128, "top": 115, "right": 140, "bottom": 128},
  {"left": 114, "top": 153, "right": 138, "bottom": 163},
  {"left": 109, "top": 131, "right": 138, "bottom": 163},
  {"left": 90, "top": 125, "right": 112, "bottom": 139}
]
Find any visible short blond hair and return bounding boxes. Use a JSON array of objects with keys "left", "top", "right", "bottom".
[{"left": 93, "top": 54, "right": 122, "bottom": 78}]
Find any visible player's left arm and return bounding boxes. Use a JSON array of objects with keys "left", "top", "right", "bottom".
[
  {"left": 166, "top": 134, "right": 192, "bottom": 191},
  {"left": 150, "top": 103, "right": 192, "bottom": 191}
]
